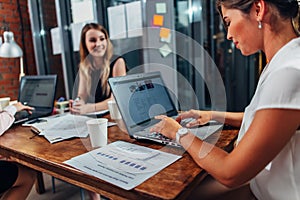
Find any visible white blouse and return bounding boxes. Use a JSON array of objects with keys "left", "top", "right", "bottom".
[
  {"left": 0, "top": 105, "right": 17, "bottom": 136},
  {"left": 237, "top": 37, "right": 300, "bottom": 200}
]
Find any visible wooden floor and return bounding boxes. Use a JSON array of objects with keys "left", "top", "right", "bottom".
[{"left": 27, "top": 173, "right": 95, "bottom": 200}]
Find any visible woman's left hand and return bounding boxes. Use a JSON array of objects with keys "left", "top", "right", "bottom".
[{"left": 150, "top": 115, "right": 182, "bottom": 140}]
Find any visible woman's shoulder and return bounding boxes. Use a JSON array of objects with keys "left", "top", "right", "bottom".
[
  {"left": 110, "top": 55, "right": 126, "bottom": 66},
  {"left": 110, "top": 55, "right": 127, "bottom": 71}
]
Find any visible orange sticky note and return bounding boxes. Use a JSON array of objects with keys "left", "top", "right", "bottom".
[
  {"left": 160, "top": 28, "right": 170, "bottom": 38},
  {"left": 153, "top": 15, "right": 164, "bottom": 26}
]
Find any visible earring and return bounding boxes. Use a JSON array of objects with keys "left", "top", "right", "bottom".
[{"left": 258, "top": 21, "right": 262, "bottom": 29}]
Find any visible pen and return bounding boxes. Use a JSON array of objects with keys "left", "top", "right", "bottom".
[
  {"left": 74, "top": 97, "right": 80, "bottom": 101},
  {"left": 73, "top": 97, "right": 80, "bottom": 106},
  {"left": 29, "top": 130, "right": 39, "bottom": 139}
]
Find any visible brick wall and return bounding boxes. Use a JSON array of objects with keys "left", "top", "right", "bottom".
[{"left": 0, "top": 0, "right": 36, "bottom": 100}]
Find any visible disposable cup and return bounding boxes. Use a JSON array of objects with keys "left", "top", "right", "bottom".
[
  {"left": 107, "top": 100, "right": 122, "bottom": 120},
  {"left": 86, "top": 118, "right": 108, "bottom": 148}
]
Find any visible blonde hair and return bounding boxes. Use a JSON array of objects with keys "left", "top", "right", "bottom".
[{"left": 79, "top": 23, "right": 113, "bottom": 97}]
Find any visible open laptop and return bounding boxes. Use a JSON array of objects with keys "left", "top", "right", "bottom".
[
  {"left": 14, "top": 75, "right": 57, "bottom": 124},
  {"left": 109, "top": 71, "right": 223, "bottom": 147}
]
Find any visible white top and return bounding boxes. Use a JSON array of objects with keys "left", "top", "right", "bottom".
[
  {"left": 237, "top": 37, "right": 300, "bottom": 200},
  {"left": 0, "top": 105, "right": 17, "bottom": 136}
]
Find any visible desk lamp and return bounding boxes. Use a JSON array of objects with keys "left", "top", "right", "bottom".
[{"left": 0, "top": 31, "right": 24, "bottom": 80}]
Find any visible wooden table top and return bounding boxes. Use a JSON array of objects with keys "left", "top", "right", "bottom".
[{"left": 0, "top": 117, "right": 238, "bottom": 200}]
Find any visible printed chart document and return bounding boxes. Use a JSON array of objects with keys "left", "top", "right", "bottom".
[
  {"left": 30, "top": 114, "right": 91, "bottom": 143},
  {"left": 29, "top": 113, "right": 116, "bottom": 143},
  {"left": 64, "top": 141, "right": 182, "bottom": 190}
]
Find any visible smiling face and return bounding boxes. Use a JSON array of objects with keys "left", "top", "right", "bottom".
[
  {"left": 85, "top": 29, "right": 107, "bottom": 58},
  {"left": 222, "top": 5, "right": 261, "bottom": 56}
]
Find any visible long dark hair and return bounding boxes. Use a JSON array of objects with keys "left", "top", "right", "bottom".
[{"left": 216, "top": 0, "right": 300, "bottom": 35}]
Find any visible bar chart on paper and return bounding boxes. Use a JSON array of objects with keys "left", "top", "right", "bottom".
[{"left": 64, "top": 141, "right": 181, "bottom": 190}]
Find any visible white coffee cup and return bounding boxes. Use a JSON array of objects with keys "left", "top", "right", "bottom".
[
  {"left": 0, "top": 97, "right": 10, "bottom": 110},
  {"left": 107, "top": 100, "right": 121, "bottom": 120},
  {"left": 86, "top": 118, "right": 108, "bottom": 148}
]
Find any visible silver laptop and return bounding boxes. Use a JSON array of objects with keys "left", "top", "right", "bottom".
[
  {"left": 14, "top": 75, "right": 57, "bottom": 124},
  {"left": 109, "top": 71, "right": 222, "bottom": 147}
]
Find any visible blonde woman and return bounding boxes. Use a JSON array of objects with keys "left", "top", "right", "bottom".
[{"left": 70, "top": 23, "right": 127, "bottom": 114}]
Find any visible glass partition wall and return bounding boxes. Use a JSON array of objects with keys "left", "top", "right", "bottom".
[{"left": 29, "top": 0, "right": 260, "bottom": 111}]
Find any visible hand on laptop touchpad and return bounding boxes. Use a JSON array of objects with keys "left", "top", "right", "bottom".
[{"left": 180, "top": 118, "right": 195, "bottom": 127}]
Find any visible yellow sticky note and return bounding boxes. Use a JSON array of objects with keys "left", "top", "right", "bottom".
[
  {"left": 160, "top": 28, "right": 170, "bottom": 38},
  {"left": 153, "top": 15, "right": 164, "bottom": 26}
]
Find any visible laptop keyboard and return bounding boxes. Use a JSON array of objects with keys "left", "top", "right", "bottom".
[
  {"left": 14, "top": 110, "right": 30, "bottom": 119},
  {"left": 139, "top": 118, "right": 195, "bottom": 142},
  {"left": 146, "top": 132, "right": 173, "bottom": 141},
  {"left": 14, "top": 109, "right": 52, "bottom": 125}
]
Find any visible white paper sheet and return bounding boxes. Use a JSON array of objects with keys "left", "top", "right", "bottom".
[
  {"left": 64, "top": 141, "right": 181, "bottom": 190},
  {"left": 71, "top": 22, "right": 86, "bottom": 51},
  {"left": 159, "top": 44, "right": 172, "bottom": 57},
  {"left": 107, "top": 5, "right": 127, "bottom": 40},
  {"left": 30, "top": 114, "right": 115, "bottom": 143},
  {"left": 126, "top": 1, "right": 143, "bottom": 38},
  {"left": 71, "top": 0, "right": 94, "bottom": 24},
  {"left": 50, "top": 27, "right": 61, "bottom": 55},
  {"left": 31, "top": 114, "right": 90, "bottom": 143},
  {"left": 156, "top": 3, "right": 167, "bottom": 14}
]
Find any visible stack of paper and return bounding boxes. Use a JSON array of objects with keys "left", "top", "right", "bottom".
[
  {"left": 31, "top": 114, "right": 92, "bottom": 143},
  {"left": 64, "top": 141, "right": 182, "bottom": 190}
]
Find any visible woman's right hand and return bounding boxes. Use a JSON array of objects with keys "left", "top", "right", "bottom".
[
  {"left": 177, "top": 109, "right": 213, "bottom": 127},
  {"left": 69, "top": 98, "right": 85, "bottom": 114},
  {"left": 13, "top": 102, "right": 34, "bottom": 114}
]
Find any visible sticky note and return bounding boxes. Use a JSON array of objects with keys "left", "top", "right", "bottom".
[
  {"left": 156, "top": 3, "right": 167, "bottom": 14},
  {"left": 160, "top": 28, "right": 170, "bottom": 38},
  {"left": 153, "top": 15, "right": 164, "bottom": 26},
  {"left": 159, "top": 44, "right": 172, "bottom": 57},
  {"left": 161, "top": 33, "right": 171, "bottom": 43}
]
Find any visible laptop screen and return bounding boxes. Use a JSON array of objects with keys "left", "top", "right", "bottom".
[
  {"left": 109, "top": 72, "right": 178, "bottom": 133},
  {"left": 18, "top": 75, "right": 57, "bottom": 109}
]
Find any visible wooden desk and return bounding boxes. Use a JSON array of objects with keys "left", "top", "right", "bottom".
[{"left": 0, "top": 118, "right": 238, "bottom": 200}]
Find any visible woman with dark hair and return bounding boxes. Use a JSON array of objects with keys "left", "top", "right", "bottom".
[
  {"left": 151, "top": 0, "right": 300, "bottom": 199},
  {"left": 70, "top": 23, "right": 127, "bottom": 114}
]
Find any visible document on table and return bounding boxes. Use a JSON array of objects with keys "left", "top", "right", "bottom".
[
  {"left": 29, "top": 114, "right": 116, "bottom": 143},
  {"left": 64, "top": 141, "right": 182, "bottom": 190},
  {"left": 30, "top": 114, "right": 91, "bottom": 143}
]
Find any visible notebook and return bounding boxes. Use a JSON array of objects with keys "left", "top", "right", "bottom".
[
  {"left": 108, "top": 71, "right": 222, "bottom": 147},
  {"left": 14, "top": 75, "right": 57, "bottom": 124}
]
